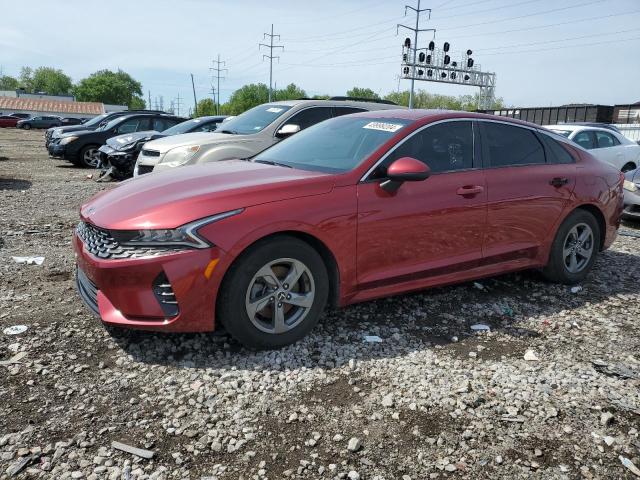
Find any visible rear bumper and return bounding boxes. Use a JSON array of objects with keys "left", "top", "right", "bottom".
[{"left": 73, "top": 232, "right": 226, "bottom": 332}]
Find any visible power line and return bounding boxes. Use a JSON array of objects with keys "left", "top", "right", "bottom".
[
  {"left": 480, "top": 34, "right": 640, "bottom": 56},
  {"left": 438, "top": 0, "right": 605, "bottom": 31},
  {"left": 210, "top": 54, "right": 227, "bottom": 114},
  {"left": 434, "top": 0, "right": 544, "bottom": 20},
  {"left": 259, "top": 24, "right": 284, "bottom": 102},
  {"left": 450, "top": 9, "right": 640, "bottom": 39}
]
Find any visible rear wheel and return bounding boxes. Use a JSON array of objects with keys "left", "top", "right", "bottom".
[
  {"left": 79, "top": 145, "right": 100, "bottom": 168},
  {"left": 218, "top": 237, "right": 329, "bottom": 349},
  {"left": 542, "top": 209, "right": 600, "bottom": 284}
]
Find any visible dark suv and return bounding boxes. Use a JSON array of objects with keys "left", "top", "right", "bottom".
[
  {"left": 49, "top": 113, "right": 186, "bottom": 167},
  {"left": 45, "top": 110, "right": 165, "bottom": 147}
]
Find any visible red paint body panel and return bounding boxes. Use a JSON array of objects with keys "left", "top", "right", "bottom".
[
  {"left": 73, "top": 110, "right": 624, "bottom": 333},
  {"left": 0, "top": 117, "right": 19, "bottom": 128}
]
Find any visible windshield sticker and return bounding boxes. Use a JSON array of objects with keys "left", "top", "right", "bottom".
[
  {"left": 363, "top": 122, "right": 404, "bottom": 132},
  {"left": 266, "top": 107, "right": 284, "bottom": 113}
]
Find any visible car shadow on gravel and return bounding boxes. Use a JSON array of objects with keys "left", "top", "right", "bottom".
[
  {"left": 0, "top": 177, "right": 32, "bottom": 190},
  {"left": 108, "top": 247, "right": 640, "bottom": 370}
]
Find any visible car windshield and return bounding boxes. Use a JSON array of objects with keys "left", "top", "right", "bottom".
[
  {"left": 82, "top": 114, "right": 110, "bottom": 128},
  {"left": 162, "top": 118, "right": 213, "bottom": 135},
  {"left": 253, "top": 116, "right": 412, "bottom": 173},
  {"left": 550, "top": 129, "right": 572, "bottom": 137},
  {"left": 218, "top": 104, "right": 292, "bottom": 135}
]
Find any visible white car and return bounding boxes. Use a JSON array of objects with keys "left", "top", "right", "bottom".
[{"left": 544, "top": 124, "right": 640, "bottom": 172}]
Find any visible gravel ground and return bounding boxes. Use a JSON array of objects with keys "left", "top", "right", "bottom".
[{"left": 1, "top": 128, "right": 640, "bottom": 480}]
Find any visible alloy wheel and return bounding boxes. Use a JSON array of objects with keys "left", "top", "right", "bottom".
[
  {"left": 83, "top": 148, "right": 100, "bottom": 168},
  {"left": 245, "top": 258, "right": 315, "bottom": 334},
  {"left": 562, "top": 222, "right": 594, "bottom": 273}
]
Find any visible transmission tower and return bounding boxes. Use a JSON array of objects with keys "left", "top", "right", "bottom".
[
  {"left": 174, "top": 93, "right": 182, "bottom": 117},
  {"left": 210, "top": 55, "right": 227, "bottom": 115},
  {"left": 259, "top": 24, "right": 284, "bottom": 102},
  {"left": 397, "top": 1, "right": 435, "bottom": 109}
]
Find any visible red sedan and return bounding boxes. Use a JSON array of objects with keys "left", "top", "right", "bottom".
[
  {"left": 0, "top": 115, "right": 19, "bottom": 128},
  {"left": 74, "top": 110, "right": 623, "bottom": 349}
]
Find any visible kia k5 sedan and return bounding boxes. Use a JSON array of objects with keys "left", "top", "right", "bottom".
[{"left": 74, "top": 110, "right": 624, "bottom": 349}]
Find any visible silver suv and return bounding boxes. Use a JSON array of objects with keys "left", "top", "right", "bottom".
[{"left": 134, "top": 98, "right": 401, "bottom": 176}]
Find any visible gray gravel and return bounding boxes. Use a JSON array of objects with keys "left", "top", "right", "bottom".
[{"left": 1, "top": 128, "right": 640, "bottom": 479}]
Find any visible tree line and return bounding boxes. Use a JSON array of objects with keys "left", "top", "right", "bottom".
[
  {"left": 0, "top": 67, "right": 145, "bottom": 109},
  {"left": 0, "top": 66, "right": 504, "bottom": 116},
  {"left": 196, "top": 84, "right": 504, "bottom": 117}
]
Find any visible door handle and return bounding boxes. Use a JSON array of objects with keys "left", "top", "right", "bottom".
[
  {"left": 550, "top": 177, "right": 569, "bottom": 187},
  {"left": 456, "top": 185, "right": 484, "bottom": 196}
]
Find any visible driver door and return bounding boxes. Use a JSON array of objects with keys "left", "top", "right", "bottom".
[{"left": 356, "top": 120, "right": 487, "bottom": 289}]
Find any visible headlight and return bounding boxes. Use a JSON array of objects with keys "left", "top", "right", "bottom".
[
  {"left": 159, "top": 145, "right": 201, "bottom": 167},
  {"left": 52, "top": 129, "right": 63, "bottom": 137},
  {"left": 624, "top": 180, "right": 638, "bottom": 192},
  {"left": 59, "top": 136, "right": 78, "bottom": 145},
  {"left": 110, "top": 209, "right": 243, "bottom": 249}
]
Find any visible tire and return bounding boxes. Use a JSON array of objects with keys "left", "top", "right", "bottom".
[
  {"left": 79, "top": 145, "right": 100, "bottom": 168},
  {"left": 542, "top": 209, "right": 601, "bottom": 284},
  {"left": 218, "top": 236, "right": 329, "bottom": 350},
  {"left": 22, "top": 123, "right": 31, "bottom": 130}
]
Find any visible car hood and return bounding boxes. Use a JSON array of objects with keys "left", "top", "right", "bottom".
[
  {"left": 60, "top": 129, "right": 95, "bottom": 138},
  {"left": 80, "top": 160, "right": 335, "bottom": 230},
  {"left": 51, "top": 124, "right": 97, "bottom": 135},
  {"left": 106, "top": 130, "right": 163, "bottom": 149},
  {"left": 142, "top": 131, "right": 257, "bottom": 154}
]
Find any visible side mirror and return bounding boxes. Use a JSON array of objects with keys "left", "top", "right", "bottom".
[
  {"left": 380, "top": 157, "right": 431, "bottom": 193},
  {"left": 276, "top": 124, "right": 301, "bottom": 138}
]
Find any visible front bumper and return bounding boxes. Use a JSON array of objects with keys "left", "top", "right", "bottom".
[
  {"left": 622, "top": 188, "right": 640, "bottom": 221},
  {"left": 73, "top": 231, "right": 226, "bottom": 332},
  {"left": 48, "top": 142, "right": 67, "bottom": 159},
  {"left": 99, "top": 145, "right": 138, "bottom": 169}
]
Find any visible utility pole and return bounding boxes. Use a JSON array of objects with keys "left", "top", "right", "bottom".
[
  {"left": 259, "top": 24, "right": 284, "bottom": 102},
  {"left": 174, "top": 93, "right": 182, "bottom": 117},
  {"left": 210, "top": 55, "right": 227, "bottom": 115},
  {"left": 398, "top": 1, "right": 435, "bottom": 108},
  {"left": 159, "top": 96, "right": 164, "bottom": 111},
  {"left": 190, "top": 74, "right": 198, "bottom": 117},
  {"left": 148, "top": 90, "right": 152, "bottom": 110}
]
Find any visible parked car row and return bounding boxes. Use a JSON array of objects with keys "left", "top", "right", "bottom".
[
  {"left": 0, "top": 112, "right": 88, "bottom": 129},
  {"left": 72, "top": 104, "right": 627, "bottom": 350}
]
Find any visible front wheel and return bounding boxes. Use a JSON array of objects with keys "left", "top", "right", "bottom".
[
  {"left": 542, "top": 209, "right": 600, "bottom": 284},
  {"left": 79, "top": 145, "right": 100, "bottom": 168},
  {"left": 22, "top": 123, "right": 31, "bottom": 130},
  {"left": 218, "top": 237, "right": 329, "bottom": 350}
]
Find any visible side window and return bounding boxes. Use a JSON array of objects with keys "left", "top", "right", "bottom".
[
  {"left": 153, "top": 118, "right": 179, "bottom": 131},
  {"left": 116, "top": 118, "right": 142, "bottom": 134},
  {"left": 573, "top": 131, "right": 595, "bottom": 149},
  {"left": 198, "top": 121, "right": 220, "bottom": 132},
  {"left": 373, "top": 121, "right": 473, "bottom": 177},
  {"left": 540, "top": 134, "right": 576, "bottom": 164},
  {"left": 334, "top": 107, "right": 366, "bottom": 117},
  {"left": 595, "top": 131, "right": 619, "bottom": 148},
  {"left": 286, "top": 107, "right": 333, "bottom": 130},
  {"left": 481, "top": 122, "right": 545, "bottom": 167}
]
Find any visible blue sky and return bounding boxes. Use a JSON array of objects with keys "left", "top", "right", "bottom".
[{"left": 1, "top": 0, "right": 638, "bottom": 112}]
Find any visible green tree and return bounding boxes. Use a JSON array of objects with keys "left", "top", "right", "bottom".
[
  {"left": 275, "top": 83, "right": 307, "bottom": 101},
  {"left": 0, "top": 75, "right": 19, "bottom": 90},
  {"left": 222, "top": 83, "right": 270, "bottom": 115},
  {"left": 195, "top": 98, "right": 216, "bottom": 117},
  {"left": 19, "top": 67, "right": 33, "bottom": 91},
  {"left": 384, "top": 89, "right": 504, "bottom": 110},
  {"left": 311, "top": 94, "right": 330, "bottom": 100},
  {"left": 346, "top": 87, "right": 380, "bottom": 100},
  {"left": 129, "top": 96, "right": 146, "bottom": 110},
  {"left": 73, "top": 69, "right": 143, "bottom": 108},
  {"left": 30, "top": 67, "right": 73, "bottom": 95}
]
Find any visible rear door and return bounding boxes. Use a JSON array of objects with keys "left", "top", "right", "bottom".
[
  {"left": 479, "top": 120, "right": 576, "bottom": 263},
  {"left": 594, "top": 130, "right": 625, "bottom": 170}
]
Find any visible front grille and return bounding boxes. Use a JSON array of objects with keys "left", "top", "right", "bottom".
[
  {"left": 76, "top": 268, "right": 99, "bottom": 315},
  {"left": 141, "top": 149, "right": 160, "bottom": 157},
  {"left": 76, "top": 222, "right": 184, "bottom": 259},
  {"left": 152, "top": 273, "right": 179, "bottom": 317},
  {"left": 137, "top": 165, "right": 154, "bottom": 175}
]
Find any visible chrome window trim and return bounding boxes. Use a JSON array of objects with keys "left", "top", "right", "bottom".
[{"left": 359, "top": 117, "right": 476, "bottom": 183}]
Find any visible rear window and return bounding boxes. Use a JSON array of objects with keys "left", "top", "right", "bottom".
[{"left": 480, "top": 122, "right": 546, "bottom": 167}]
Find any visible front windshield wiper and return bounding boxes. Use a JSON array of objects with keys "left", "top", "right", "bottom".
[
  {"left": 219, "top": 129, "right": 238, "bottom": 134},
  {"left": 253, "top": 159, "right": 293, "bottom": 168}
]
